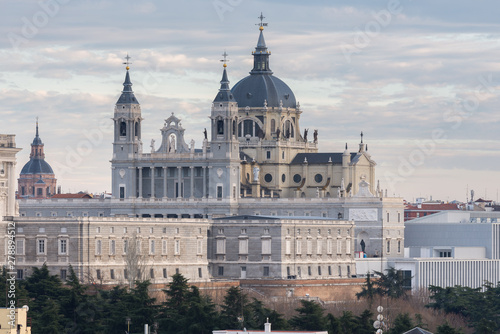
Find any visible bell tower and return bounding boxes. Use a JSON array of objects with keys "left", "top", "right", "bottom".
[
  {"left": 111, "top": 55, "right": 142, "bottom": 199},
  {"left": 208, "top": 53, "right": 240, "bottom": 200}
]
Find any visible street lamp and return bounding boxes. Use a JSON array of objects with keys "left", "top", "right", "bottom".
[{"left": 126, "top": 317, "right": 131, "bottom": 334}]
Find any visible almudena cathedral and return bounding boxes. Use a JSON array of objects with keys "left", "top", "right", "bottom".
[{"left": 0, "top": 22, "right": 406, "bottom": 286}]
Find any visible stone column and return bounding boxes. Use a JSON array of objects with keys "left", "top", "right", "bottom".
[
  {"left": 163, "top": 167, "right": 167, "bottom": 199},
  {"left": 150, "top": 166, "right": 155, "bottom": 198},
  {"left": 7, "top": 162, "right": 16, "bottom": 216},
  {"left": 177, "top": 166, "right": 182, "bottom": 198},
  {"left": 190, "top": 166, "right": 194, "bottom": 198},
  {"left": 202, "top": 166, "right": 207, "bottom": 199},
  {"left": 138, "top": 167, "right": 143, "bottom": 198}
]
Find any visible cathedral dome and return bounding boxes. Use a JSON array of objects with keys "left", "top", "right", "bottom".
[
  {"left": 231, "top": 24, "right": 296, "bottom": 109},
  {"left": 20, "top": 159, "right": 54, "bottom": 175},
  {"left": 232, "top": 74, "right": 296, "bottom": 108}
]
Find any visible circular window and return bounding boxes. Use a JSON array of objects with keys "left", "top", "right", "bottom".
[
  {"left": 264, "top": 173, "right": 273, "bottom": 183},
  {"left": 293, "top": 174, "right": 302, "bottom": 183},
  {"left": 315, "top": 174, "right": 323, "bottom": 183},
  {"left": 281, "top": 174, "right": 286, "bottom": 183}
]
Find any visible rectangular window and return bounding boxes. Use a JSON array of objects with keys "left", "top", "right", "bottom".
[
  {"left": 318, "top": 266, "right": 322, "bottom": 276},
  {"left": 96, "top": 269, "right": 101, "bottom": 280},
  {"left": 197, "top": 239, "right": 203, "bottom": 255},
  {"left": 328, "top": 266, "right": 332, "bottom": 276},
  {"left": 37, "top": 239, "right": 46, "bottom": 255},
  {"left": 96, "top": 240, "right": 102, "bottom": 255},
  {"left": 285, "top": 239, "right": 291, "bottom": 255},
  {"left": 346, "top": 239, "right": 351, "bottom": 254},
  {"left": 60, "top": 269, "right": 67, "bottom": 280},
  {"left": 123, "top": 239, "right": 128, "bottom": 254},
  {"left": 198, "top": 268, "right": 202, "bottom": 278},
  {"left": 16, "top": 240, "right": 24, "bottom": 255},
  {"left": 296, "top": 239, "right": 302, "bottom": 254},
  {"left": 262, "top": 238, "right": 271, "bottom": 255},
  {"left": 17, "top": 269, "right": 24, "bottom": 280},
  {"left": 306, "top": 239, "right": 312, "bottom": 255},
  {"left": 263, "top": 266, "right": 270, "bottom": 276},
  {"left": 109, "top": 240, "right": 116, "bottom": 255},
  {"left": 387, "top": 212, "right": 390, "bottom": 222},
  {"left": 386, "top": 240, "right": 391, "bottom": 253},
  {"left": 398, "top": 240, "right": 401, "bottom": 253},
  {"left": 398, "top": 212, "right": 401, "bottom": 223},
  {"left": 162, "top": 240, "right": 167, "bottom": 254},
  {"left": 317, "top": 239, "right": 322, "bottom": 255},
  {"left": 327, "top": 239, "right": 332, "bottom": 254},
  {"left": 338, "top": 266, "right": 342, "bottom": 277},
  {"left": 347, "top": 265, "right": 351, "bottom": 277},
  {"left": 217, "top": 186, "right": 223, "bottom": 199},
  {"left": 96, "top": 227, "right": 100, "bottom": 233},
  {"left": 124, "top": 227, "right": 128, "bottom": 234},
  {"left": 216, "top": 239, "right": 226, "bottom": 254},
  {"left": 287, "top": 266, "right": 291, "bottom": 277},
  {"left": 163, "top": 268, "right": 167, "bottom": 278},
  {"left": 218, "top": 266, "right": 224, "bottom": 276},
  {"left": 110, "top": 269, "right": 115, "bottom": 279},
  {"left": 337, "top": 239, "right": 342, "bottom": 254},
  {"left": 266, "top": 151, "right": 271, "bottom": 159},
  {"left": 308, "top": 266, "right": 312, "bottom": 276},
  {"left": 149, "top": 240, "right": 155, "bottom": 255},
  {"left": 124, "top": 269, "right": 128, "bottom": 279},
  {"left": 59, "top": 239, "right": 67, "bottom": 255},
  {"left": 239, "top": 239, "right": 248, "bottom": 254},
  {"left": 150, "top": 268, "right": 155, "bottom": 278},
  {"left": 174, "top": 239, "right": 180, "bottom": 255},
  {"left": 119, "top": 186, "right": 125, "bottom": 199}
]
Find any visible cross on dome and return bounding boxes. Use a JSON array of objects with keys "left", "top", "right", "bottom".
[
  {"left": 123, "top": 53, "right": 132, "bottom": 70},
  {"left": 256, "top": 12, "right": 268, "bottom": 30},
  {"left": 220, "top": 51, "right": 229, "bottom": 68}
]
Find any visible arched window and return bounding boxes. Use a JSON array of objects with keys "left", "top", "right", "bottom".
[
  {"left": 271, "top": 119, "right": 276, "bottom": 133},
  {"left": 120, "top": 121, "right": 127, "bottom": 136},
  {"left": 283, "top": 120, "right": 294, "bottom": 138},
  {"left": 217, "top": 119, "right": 224, "bottom": 135},
  {"left": 135, "top": 122, "right": 139, "bottom": 137}
]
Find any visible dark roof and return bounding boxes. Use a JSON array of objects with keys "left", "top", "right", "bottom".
[
  {"left": 232, "top": 74, "right": 296, "bottom": 108},
  {"left": 402, "top": 327, "right": 433, "bottom": 334},
  {"left": 214, "top": 215, "right": 333, "bottom": 221},
  {"left": 290, "top": 153, "right": 357, "bottom": 165},
  {"left": 20, "top": 158, "right": 54, "bottom": 175},
  {"left": 51, "top": 193, "right": 92, "bottom": 199},
  {"left": 213, "top": 67, "right": 236, "bottom": 103},
  {"left": 35, "top": 178, "right": 45, "bottom": 184},
  {"left": 116, "top": 70, "right": 139, "bottom": 105}
]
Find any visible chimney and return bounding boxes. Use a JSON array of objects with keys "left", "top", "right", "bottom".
[{"left": 264, "top": 318, "right": 271, "bottom": 333}]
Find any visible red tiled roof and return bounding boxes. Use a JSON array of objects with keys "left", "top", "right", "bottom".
[{"left": 405, "top": 203, "right": 459, "bottom": 211}]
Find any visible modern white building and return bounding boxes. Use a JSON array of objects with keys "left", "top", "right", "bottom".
[{"left": 357, "top": 211, "right": 500, "bottom": 291}]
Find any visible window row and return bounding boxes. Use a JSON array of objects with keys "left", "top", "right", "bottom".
[
  {"left": 94, "top": 239, "right": 203, "bottom": 256},
  {"left": 15, "top": 239, "right": 69, "bottom": 256},
  {"left": 94, "top": 267, "right": 203, "bottom": 280},
  {"left": 286, "top": 238, "right": 351, "bottom": 255}
]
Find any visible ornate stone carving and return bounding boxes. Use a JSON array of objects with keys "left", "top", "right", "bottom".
[{"left": 349, "top": 208, "right": 378, "bottom": 221}]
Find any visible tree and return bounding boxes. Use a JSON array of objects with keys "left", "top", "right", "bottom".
[
  {"left": 184, "top": 286, "right": 218, "bottom": 334},
  {"left": 160, "top": 273, "right": 191, "bottom": 332},
  {"left": 219, "top": 286, "right": 252, "bottom": 330},
  {"left": 337, "top": 311, "right": 357, "bottom": 334},
  {"left": 124, "top": 232, "right": 146, "bottom": 288},
  {"left": 289, "top": 300, "right": 326, "bottom": 331},
  {"left": 374, "top": 267, "right": 410, "bottom": 299},
  {"left": 355, "top": 309, "right": 374, "bottom": 334},
  {"left": 389, "top": 313, "right": 414, "bottom": 334},
  {"left": 356, "top": 273, "right": 381, "bottom": 307},
  {"left": 436, "top": 322, "right": 463, "bottom": 334}
]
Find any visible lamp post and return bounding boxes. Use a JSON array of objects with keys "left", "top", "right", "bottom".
[{"left": 126, "top": 317, "right": 131, "bottom": 334}]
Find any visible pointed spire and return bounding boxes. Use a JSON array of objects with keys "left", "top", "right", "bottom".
[
  {"left": 117, "top": 54, "right": 139, "bottom": 104},
  {"left": 32, "top": 117, "right": 43, "bottom": 146},
  {"left": 251, "top": 12, "right": 272, "bottom": 75},
  {"left": 213, "top": 51, "right": 235, "bottom": 102}
]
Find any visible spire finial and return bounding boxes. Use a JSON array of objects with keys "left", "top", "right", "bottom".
[
  {"left": 360, "top": 131, "right": 364, "bottom": 144},
  {"left": 220, "top": 50, "right": 229, "bottom": 68},
  {"left": 36, "top": 117, "right": 39, "bottom": 137},
  {"left": 123, "top": 53, "right": 132, "bottom": 71},
  {"left": 256, "top": 12, "right": 268, "bottom": 31}
]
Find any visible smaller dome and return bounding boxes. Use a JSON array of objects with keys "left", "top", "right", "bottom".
[{"left": 20, "top": 159, "right": 54, "bottom": 175}]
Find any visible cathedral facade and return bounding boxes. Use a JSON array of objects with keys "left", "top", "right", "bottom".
[{"left": 14, "top": 21, "right": 404, "bottom": 284}]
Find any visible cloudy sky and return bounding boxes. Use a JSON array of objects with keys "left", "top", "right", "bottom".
[{"left": 1, "top": 0, "right": 499, "bottom": 202}]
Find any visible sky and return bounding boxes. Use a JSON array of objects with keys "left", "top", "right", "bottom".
[{"left": 1, "top": 0, "right": 499, "bottom": 202}]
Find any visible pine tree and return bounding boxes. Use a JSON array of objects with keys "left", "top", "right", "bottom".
[
  {"left": 289, "top": 300, "right": 326, "bottom": 331},
  {"left": 219, "top": 286, "right": 252, "bottom": 330}
]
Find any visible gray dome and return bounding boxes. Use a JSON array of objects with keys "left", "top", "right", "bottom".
[
  {"left": 231, "top": 74, "right": 296, "bottom": 108},
  {"left": 20, "top": 159, "right": 54, "bottom": 175}
]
